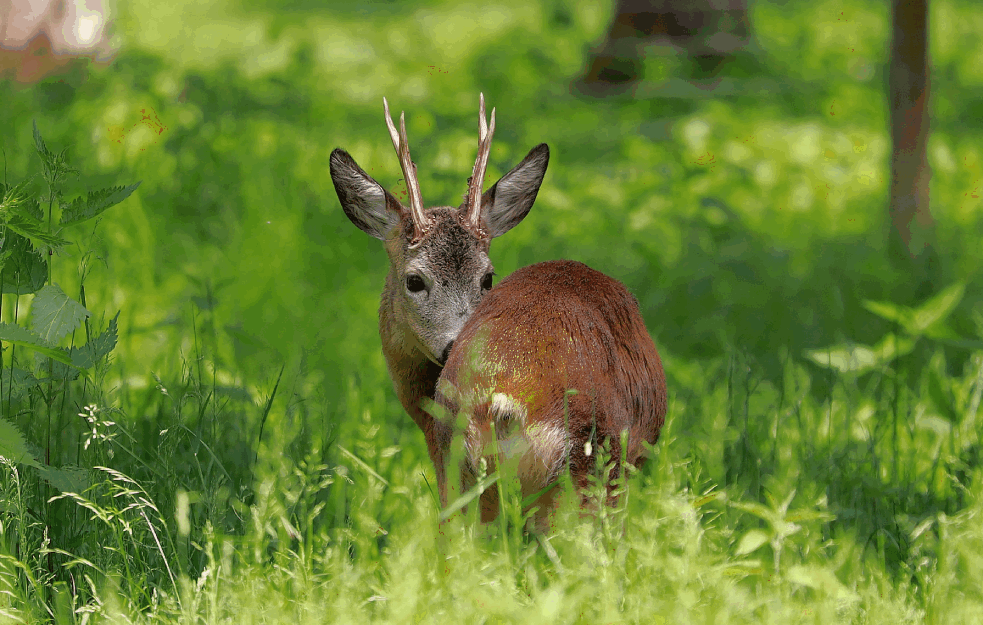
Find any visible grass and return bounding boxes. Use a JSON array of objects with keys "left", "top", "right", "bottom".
[{"left": 2, "top": 0, "right": 983, "bottom": 622}]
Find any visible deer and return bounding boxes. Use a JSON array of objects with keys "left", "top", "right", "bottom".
[{"left": 329, "top": 95, "right": 667, "bottom": 526}]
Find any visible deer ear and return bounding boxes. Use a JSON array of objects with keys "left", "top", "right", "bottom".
[
  {"left": 330, "top": 148, "right": 404, "bottom": 240},
  {"left": 481, "top": 143, "right": 549, "bottom": 238}
]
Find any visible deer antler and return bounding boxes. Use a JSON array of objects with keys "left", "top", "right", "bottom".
[
  {"left": 462, "top": 93, "right": 496, "bottom": 237},
  {"left": 383, "top": 97, "right": 430, "bottom": 243}
]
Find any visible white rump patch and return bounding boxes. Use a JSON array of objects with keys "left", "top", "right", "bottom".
[
  {"left": 489, "top": 392, "right": 527, "bottom": 423},
  {"left": 465, "top": 393, "right": 570, "bottom": 491}
]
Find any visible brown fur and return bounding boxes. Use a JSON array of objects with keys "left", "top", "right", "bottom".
[{"left": 435, "top": 260, "right": 668, "bottom": 523}]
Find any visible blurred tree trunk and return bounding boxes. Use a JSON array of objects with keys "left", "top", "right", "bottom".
[
  {"left": 576, "top": 0, "right": 750, "bottom": 95},
  {"left": 888, "top": 0, "right": 934, "bottom": 265}
]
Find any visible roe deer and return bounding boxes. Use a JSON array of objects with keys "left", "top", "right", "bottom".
[
  {"left": 435, "top": 259, "right": 667, "bottom": 524},
  {"left": 329, "top": 95, "right": 550, "bottom": 502}
]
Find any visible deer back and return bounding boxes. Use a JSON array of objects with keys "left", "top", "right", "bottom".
[{"left": 436, "top": 260, "right": 668, "bottom": 516}]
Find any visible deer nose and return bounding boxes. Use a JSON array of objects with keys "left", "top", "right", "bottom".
[{"left": 440, "top": 341, "right": 455, "bottom": 365}]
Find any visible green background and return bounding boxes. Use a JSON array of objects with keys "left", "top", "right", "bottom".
[{"left": 3, "top": 0, "right": 983, "bottom": 621}]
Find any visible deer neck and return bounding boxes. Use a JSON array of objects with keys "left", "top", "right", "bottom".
[{"left": 378, "top": 273, "right": 443, "bottom": 432}]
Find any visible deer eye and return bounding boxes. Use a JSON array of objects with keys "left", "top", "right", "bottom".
[
  {"left": 405, "top": 274, "right": 426, "bottom": 293},
  {"left": 481, "top": 272, "right": 494, "bottom": 290}
]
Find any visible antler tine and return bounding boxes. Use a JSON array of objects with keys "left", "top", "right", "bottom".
[
  {"left": 383, "top": 97, "right": 429, "bottom": 242},
  {"left": 463, "top": 92, "right": 496, "bottom": 236}
]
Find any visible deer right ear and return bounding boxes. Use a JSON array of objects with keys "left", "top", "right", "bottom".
[
  {"left": 481, "top": 143, "right": 549, "bottom": 239},
  {"left": 330, "top": 148, "right": 403, "bottom": 240}
]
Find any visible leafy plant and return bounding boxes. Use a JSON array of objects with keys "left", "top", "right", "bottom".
[
  {"left": 732, "top": 489, "right": 834, "bottom": 574},
  {"left": 0, "top": 123, "right": 141, "bottom": 617},
  {"left": 0, "top": 122, "right": 138, "bottom": 469},
  {"left": 804, "top": 283, "right": 974, "bottom": 375}
]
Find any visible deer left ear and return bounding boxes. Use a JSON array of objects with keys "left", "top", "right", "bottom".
[
  {"left": 481, "top": 143, "right": 549, "bottom": 238},
  {"left": 330, "top": 148, "right": 403, "bottom": 240}
]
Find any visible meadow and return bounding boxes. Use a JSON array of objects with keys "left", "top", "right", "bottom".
[{"left": 2, "top": 0, "right": 983, "bottom": 622}]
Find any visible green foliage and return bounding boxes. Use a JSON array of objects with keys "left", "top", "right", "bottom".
[
  {"left": 0, "top": 322, "right": 74, "bottom": 364},
  {"left": 30, "top": 284, "right": 91, "bottom": 344},
  {"left": 0, "top": 417, "right": 42, "bottom": 469},
  {"left": 59, "top": 183, "right": 142, "bottom": 227},
  {"left": 806, "top": 282, "right": 982, "bottom": 376},
  {"left": 1, "top": 0, "right": 983, "bottom": 621},
  {"left": 0, "top": 228, "right": 47, "bottom": 295},
  {"left": 32, "top": 120, "right": 79, "bottom": 188},
  {"left": 863, "top": 283, "right": 966, "bottom": 337},
  {"left": 69, "top": 311, "right": 119, "bottom": 368},
  {"left": 0, "top": 123, "right": 139, "bottom": 621}
]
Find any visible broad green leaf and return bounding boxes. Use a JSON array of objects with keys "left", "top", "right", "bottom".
[
  {"left": 0, "top": 417, "right": 42, "bottom": 469},
  {"left": 787, "top": 565, "right": 860, "bottom": 602},
  {"left": 60, "top": 183, "right": 141, "bottom": 226},
  {"left": 862, "top": 299, "right": 908, "bottom": 326},
  {"left": 0, "top": 322, "right": 74, "bottom": 365},
  {"left": 2, "top": 367, "right": 41, "bottom": 400},
  {"left": 0, "top": 232, "right": 47, "bottom": 295},
  {"left": 49, "top": 313, "right": 120, "bottom": 379},
  {"left": 863, "top": 283, "right": 965, "bottom": 338},
  {"left": 735, "top": 529, "right": 770, "bottom": 556},
  {"left": 31, "top": 284, "right": 90, "bottom": 345},
  {"left": 0, "top": 179, "right": 34, "bottom": 215},
  {"left": 804, "top": 334, "right": 914, "bottom": 374},
  {"left": 2, "top": 178, "right": 63, "bottom": 252},
  {"left": 925, "top": 324, "right": 963, "bottom": 342},
  {"left": 39, "top": 465, "right": 90, "bottom": 494},
  {"left": 730, "top": 499, "right": 777, "bottom": 522},
  {"left": 1, "top": 180, "right": 43, "bottom": 222},
  {"left": 872, "top": 333, "right": 915, "bottom": 363},
  {"left": 774, "top": 520, "right": 803, "bottom": 540},
  {"left": 37, "top": 349, "right": 92, "bottom": 382},
  {"left": 4, "top": 212, "right": 70, "bottom": 251},
  {"left": 910, "top": 282, "right": 965, "bottom": 334},
  {"left": 804, "top": 344, "right": 877, "bottom": 374},
  {"left": 72, "top": 312, "right": 119, "bottom": 369},
  {"left": 26, "top": 194, "right": 43, "bottom": 221}
]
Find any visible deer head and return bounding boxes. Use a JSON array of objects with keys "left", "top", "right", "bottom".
[{"left": 329, "top": 94, "right": 549, "bottom": 367}]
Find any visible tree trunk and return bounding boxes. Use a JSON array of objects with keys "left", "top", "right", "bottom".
[
  {"left": 576, "top": 0, "right": 750, "bottom": 95},
  {"left": 888, "top": 0, "right": 933, "bottom": 261}
]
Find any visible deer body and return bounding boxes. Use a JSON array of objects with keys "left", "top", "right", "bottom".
[
  {"left": 330, "top": 95, "right": 667, "bottom": 522},
  {"left": 436, "top": 259, "right": 667, "bottom": 521}
]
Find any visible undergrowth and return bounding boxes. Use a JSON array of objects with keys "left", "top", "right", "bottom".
[
  {"left": 2, "top": 126, "right": 982, "bottom": 623},
  {"left": 2, "top": 0, "right": 983, "bottom": 621}
]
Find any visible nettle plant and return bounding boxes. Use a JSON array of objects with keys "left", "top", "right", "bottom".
[{"left": 0, "top": 122, "right": 139, "bottom": 490}]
